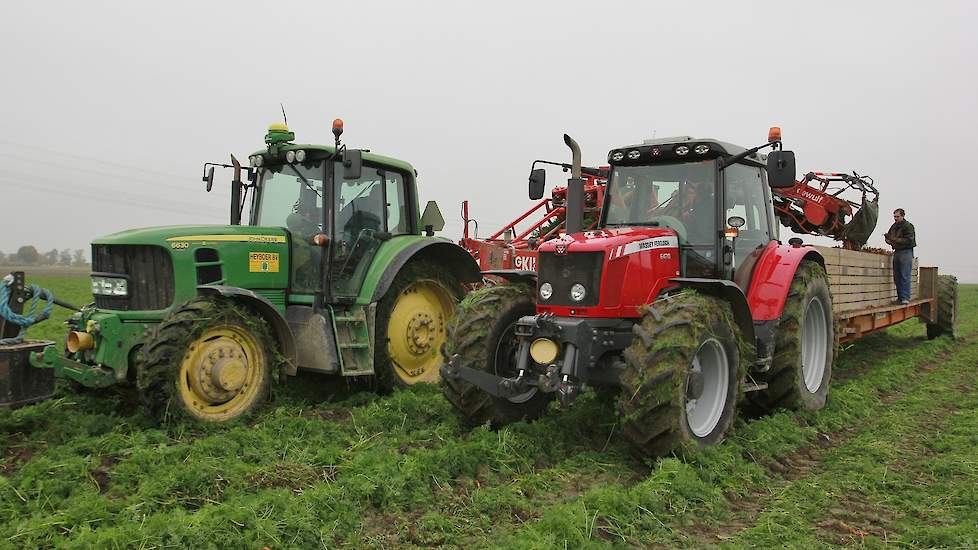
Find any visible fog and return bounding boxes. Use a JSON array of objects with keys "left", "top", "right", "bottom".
[{"left": 1, "top": 0, "right": 976, "bottom": 281}]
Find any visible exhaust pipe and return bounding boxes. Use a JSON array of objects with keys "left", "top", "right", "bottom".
[
  {"left": 66, "top": 331, "right": 95, "bottom": 353},
  {"left": 563, "top": 134, "right": 585, "bottom": 235}
]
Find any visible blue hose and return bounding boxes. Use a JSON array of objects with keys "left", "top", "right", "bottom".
[{"left": 0, "top": 279, "right": 55, "bottom": 345}]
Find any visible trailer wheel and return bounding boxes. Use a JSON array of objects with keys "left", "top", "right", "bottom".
[
  {"left": 442, "top": 283, "right": 552, "bottom": 427},
  {"left": 749, "top": 261, "right": 835, "bottom": 413},
  {"left": 926, "top": 275, "right": 958, "bottom": 340},
  {"left": 618, "top": 292, "right": 743, "bottom": 457},
  {"left": 375, "top": 260, "right": 464, "bottom": 391},
  {"left": 138, "top": 298, "right": 273, "bottom": 423}
]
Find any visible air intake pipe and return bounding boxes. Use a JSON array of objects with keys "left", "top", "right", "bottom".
[{"left": 563, "top": 134, "right": 584, "bottom": 235}]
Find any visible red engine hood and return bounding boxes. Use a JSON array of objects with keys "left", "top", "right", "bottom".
[{"left": 537, "top": 227, "right": 679, "bottom": 254}]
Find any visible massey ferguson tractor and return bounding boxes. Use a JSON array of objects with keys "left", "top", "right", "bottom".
[
  {"left": 3, "top": 119, "right": 480, "bottom": 422},
  {"left": 441, "top": 128, "right": 957, "bottom": 457}
]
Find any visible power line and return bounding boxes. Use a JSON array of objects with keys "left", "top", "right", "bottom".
[
  {"left": 0, "top": 150, "right": 201, "bottom": 191},
  {"left": 0, "top": 179, "right": 219, "bottom": 218},
  {"left": 0, "top": 138, "right": 188, "bottom": 180}
]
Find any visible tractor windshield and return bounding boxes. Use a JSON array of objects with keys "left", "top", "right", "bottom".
[
  {"left": 253, "top": 160, "right": 326, "bottom": 233},
  {"left": 604, "top": 161, "right": 716, "bottom": 246}
]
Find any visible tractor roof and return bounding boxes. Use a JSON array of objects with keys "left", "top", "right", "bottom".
[
  {"left": 608, "top": 136, "right": 765, "bottom": 167},
  {"left": 251, "top": 143, "right": 417, "bottom": 175}
]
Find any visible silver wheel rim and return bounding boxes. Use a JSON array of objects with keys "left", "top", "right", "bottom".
[
  {"left": 686, "top": 338, "right": 729, "bottom": 438},
  {"left": 802, "top": 297, "right": 828, "bottom": 393}
]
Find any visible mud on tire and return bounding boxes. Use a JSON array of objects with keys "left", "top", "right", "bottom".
[
  {"left": 617, "top": 291, "right": 744, "bottom": 458},
  {"left": 137, "top": 298, "right": 275, "bottom": 423},
  {"left": 926, "top": 274, "right": 958, "bottom": 340},
  {"left": 748, "top": 260, "right": 835, "bottom": 414},
  {"left": 442, "top": 283, "right": 552, "bottom": 428}
]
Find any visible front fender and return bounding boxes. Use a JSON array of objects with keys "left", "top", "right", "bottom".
[
  {"left": 197, "top": 285, "right": 298, "bottom": 375},
  {"left": 745, "top": 243, "right": 825, "bottom": 321},
  {"left": 670, "top": 277, "right": 756, "bottom": 350}
]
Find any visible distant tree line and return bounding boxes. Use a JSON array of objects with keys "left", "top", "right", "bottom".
[{"left": 0, "top": 246, "right": 88, "bottom": 267}]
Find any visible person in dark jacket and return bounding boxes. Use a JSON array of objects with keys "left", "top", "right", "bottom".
[{"left": 884, "top": 208, "right": 916, "bottom": 304}]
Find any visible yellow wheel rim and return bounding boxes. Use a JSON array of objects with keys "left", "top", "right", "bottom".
[
  {"left": 387, "top": 280, "right": 457, "bottom": 384},
  {"left": 177, "top": 325, "right": 266, "bottom": 422}
]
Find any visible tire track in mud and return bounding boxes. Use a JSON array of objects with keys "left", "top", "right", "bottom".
[{"left": 693, "top": 333, "right": 975, "bottom": 544}]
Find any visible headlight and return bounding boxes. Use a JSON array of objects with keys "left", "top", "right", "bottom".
[
  {"left": 611, "top": 151, "right": 625, "bottom": 162},
  {"left": 627, "top": 150, "right": 641, "bottom": 160},
  {"left": 285, "top": 150, "right": 296, "bottom": 163},
  {"left": 570, "top": 283, "right": 586, "bottom": 302},
  {"left": 91, "top": 276, "right": 128, "bottom": 296},
  {"left": 675, "top": 145, "right": 690, "bottom": 156},
  {"left": 539, "top": 282, "right": 553, "bottom": 300},
  {"left": 295, "top": 149, "right": 306, "bottom": 162},
  {"left": 694, "top": 144, "right": 710, "bottom": 155}
]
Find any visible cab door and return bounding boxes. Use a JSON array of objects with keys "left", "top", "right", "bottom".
[
  {"left": 723, "top": 163, "right": 774, "bottom": 289},
  {"left": 329, "top": 167, "right": 410, "bottom": 300}
]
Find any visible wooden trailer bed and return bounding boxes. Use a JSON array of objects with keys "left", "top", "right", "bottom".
[{"left": 813, "top": 246, "right": 938, "bottom": 343}]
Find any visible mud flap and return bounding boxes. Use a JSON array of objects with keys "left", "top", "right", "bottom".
[{"left": 0, "top": 341, "right": 55, "bottom": 409}]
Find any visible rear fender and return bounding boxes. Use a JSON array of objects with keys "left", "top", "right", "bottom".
[
  {"left": 197, "top": 285, "right": 299, "bottom": 375},
  {"left": 670, "top": 278, "right": 756, "bottom": 351},
  {"left": 369, "top": 241, "right": 480, "bottom": 302},
  {"left": 745, "top": 243, "right": 825, "bottom": 322}
]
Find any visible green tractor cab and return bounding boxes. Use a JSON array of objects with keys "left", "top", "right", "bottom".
[{"left": 33, "top": 119, "right": 479, "bottom": 422}]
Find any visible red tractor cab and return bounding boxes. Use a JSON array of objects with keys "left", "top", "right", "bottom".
[{"left": 443, "top": 131, "right": 835, "bottom": 456}]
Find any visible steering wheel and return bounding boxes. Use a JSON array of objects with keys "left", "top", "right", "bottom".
[{"left": 647, "top": 215, "right": 688, "bottom": 243}]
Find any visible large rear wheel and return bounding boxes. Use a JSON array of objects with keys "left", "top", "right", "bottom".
[
  {"left": 618, "top": 291, "right": 743, "bottom": 457},
  {"left": 748, "top": 260, "right": 835, "bottom": 413},
  {"left": 375, "top": 260, "right": 464, "bottom": 390},
  {"left": 442, "top": 283, "right": 552, "bottom": 427}
]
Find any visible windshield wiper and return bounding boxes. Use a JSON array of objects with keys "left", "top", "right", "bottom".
[{"left": 284, "top": 164, "right": 322, "bottom": 198}]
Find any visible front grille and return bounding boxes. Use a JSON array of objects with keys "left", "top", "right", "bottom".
[
  {"left": 92, "top": 245, "right": 175, "bottom": 311},
  {"left": 537, "top": 251, "right": 603, "bottom": 307}
]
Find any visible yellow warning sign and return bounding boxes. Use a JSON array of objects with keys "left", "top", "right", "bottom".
[{"left": 249, "top": 252, "right": 280, "bottom": 273}]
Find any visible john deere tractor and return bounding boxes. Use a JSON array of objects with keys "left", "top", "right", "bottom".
[{"left": 31, "top": 119, "right": 479, "bottom": 422}]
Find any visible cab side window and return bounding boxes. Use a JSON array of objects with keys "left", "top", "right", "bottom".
[{"left": 724, "top": 164, "right": 772, "bottom": 260}]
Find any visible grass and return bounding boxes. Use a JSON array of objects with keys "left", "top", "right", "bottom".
[{"left": 1, "top": 275, "right": 977, "bottom": 548}]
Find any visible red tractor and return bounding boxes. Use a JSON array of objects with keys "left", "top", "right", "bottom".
[{"left": 441, "top": 129, "right": 945, "bottom": 457}]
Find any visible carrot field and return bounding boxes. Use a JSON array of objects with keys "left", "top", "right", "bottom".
[{"left": 2, "top": 276, "right": 976, "bottom": 548}]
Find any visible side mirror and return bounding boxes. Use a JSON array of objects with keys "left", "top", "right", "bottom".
[
  {"left": 528, "top": 168, "right": 546, "bottom": 200},
  {"left": 767, "top": 150, "right": 797, "bottom": 188},
  {"left": 203, "top": 166, "right": 215, "bottom": 192},
  {"left": 343, "top": 149, "right": 362, "bottom": 180},
  {"left": 420, "top": 201, "right": 445, "bottom": 235}
]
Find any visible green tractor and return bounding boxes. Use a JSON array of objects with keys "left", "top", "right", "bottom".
[{"left": 31, "top": 119, "right": 480, "bottom": 422}]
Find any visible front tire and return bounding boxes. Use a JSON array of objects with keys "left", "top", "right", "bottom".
[
  {"left": 749, "top": 260, "right": 835, "bottom": 413},
  {"left": 138, "top": 299, "right": 273, "bottom": 423},
  {"left": 618, "top": 292, "right": 743, "bottom": 457},
  {"left": 442, "top": 283, "right": 552, "bottom": 427}
]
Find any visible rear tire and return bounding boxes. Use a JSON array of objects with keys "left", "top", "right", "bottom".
[
  {"left": 926, "top": 275, "right": 958, "bottom": 340},
  {"left": 442, "top": 283, "right": 552, "bottom": 427},
  {"left": 748, "top": 261, "right": 835, "bottom": 413},
  {"left": 617, "top": 292, "right": 743, "bottom": 457},
  {"left": 375, "top": 260, "right": 464, "bottom": 391}
]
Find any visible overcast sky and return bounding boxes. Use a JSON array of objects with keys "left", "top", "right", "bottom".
[{"left": 2, "top": 1, "right": 976, "bottom": 281}]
